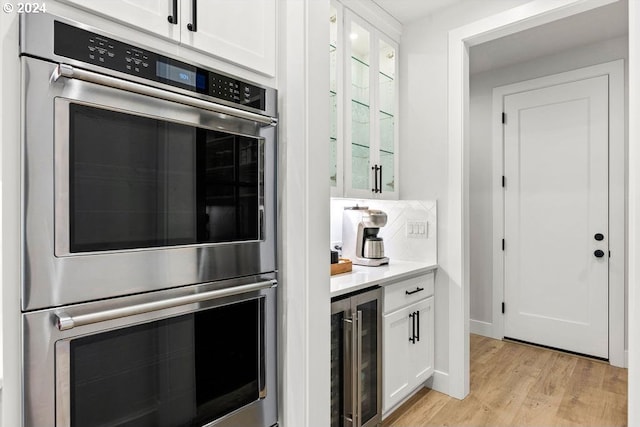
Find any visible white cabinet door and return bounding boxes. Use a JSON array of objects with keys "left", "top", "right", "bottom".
[
  {"left": 56, "top": 0, "right": 180, "bottom": 41},
  {"left": 409, "top": 297, "right": 434, "bottom": 385},
  {"left": 181, "top": 0, "right": 276, "bottom": 76},
  {"left": 383, "top": 307, "right": 411, "bottom": 413},
  {"left": 383, "top": 297, "right": 434, "bottom": 413}
]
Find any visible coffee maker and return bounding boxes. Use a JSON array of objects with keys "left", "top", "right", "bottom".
[{"left": 342, "top": 206, "right": 390, "bottom": 266}]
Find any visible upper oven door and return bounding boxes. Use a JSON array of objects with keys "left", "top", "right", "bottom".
[{"left": 22, "top": 57, "right": 277, "bottom": 311}]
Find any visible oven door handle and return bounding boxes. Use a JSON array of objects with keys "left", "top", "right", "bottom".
[
  {"left": 50, "top": 63, "right": 278, "bottom": 127},
  {"left": 55, "top": 279, "right": 277, "bottom": 331}
]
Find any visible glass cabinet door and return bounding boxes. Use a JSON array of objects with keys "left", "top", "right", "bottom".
[
  {"left": 330, "top": 310, "right": 345, "bottom": 427},
  {"left": 329, "top": 3, "right": 341, "bottom": 193},
  {"left": 355, "top": 298, "right": 380, "bottom": 427},
  {"left": 348, "top": 18, "right": 372, "bottom": 193},
  {"left": 378, "top": 39, "right": 396, "bottom": 194},
  {"left": 340, "top": 11, "right": 399, "bottom": 199}
]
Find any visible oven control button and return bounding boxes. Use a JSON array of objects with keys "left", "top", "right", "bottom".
[
  {"left": 126, "top": 64, "right": 132, "bottom": 71},
  {"left": 133, "top": 59, "right": 141, "bottom": 65},
  {"left": 108, "top": 52, "right": 115, "bottom": 58},
  {"left": 135, "top": 67, "right": 140, "bottom": 72},
  {"left": 142, "top": 62, "right": 149, "bottom": 68},
  {"left": 125, "top": 57, "right": 132, "bottom": 63},
  {"left": 89, "top": 54, "right": 95, "bottom": 60},
  {"left": 88, "top": 45, "right": 96, "bottom": 52},
  {"left": 99, "top": 57, "right": 105, "bottom": 63}
]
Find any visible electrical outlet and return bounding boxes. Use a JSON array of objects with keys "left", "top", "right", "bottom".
[{"left": 406, "top": 221, "right": 429, "bottom": 239}]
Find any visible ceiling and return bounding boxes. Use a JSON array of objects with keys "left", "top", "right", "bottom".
[
  {"left": 371, "top": 0, "right": 628, "bottom": 75},
  {"left": 372, "top": 0, "right": 465, "bottom": 24},
  {"left": 469, "top": 0, "right": 628, "bottom": 74}
]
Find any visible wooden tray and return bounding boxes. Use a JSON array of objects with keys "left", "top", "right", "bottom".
[{"left": 331, "top": 258, "right": 352, "bottom": 276}]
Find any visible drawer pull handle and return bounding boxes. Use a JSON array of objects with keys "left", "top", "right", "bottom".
[{"left": 405, "top": 287, "right": 424, "bottom": 296}]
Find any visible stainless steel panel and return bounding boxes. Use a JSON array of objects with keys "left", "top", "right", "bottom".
[
  {"left": 24, "top": 275, "right": 278, "bottom": 427},
  {"left": 19, "top": 13, "right": 278, "bottom": 118},
  {"left": 51, "top": 64, "right": 277, "bottom": 126},
  {"left": 22, "top": 56, "right": 277, "bottom": 310}
]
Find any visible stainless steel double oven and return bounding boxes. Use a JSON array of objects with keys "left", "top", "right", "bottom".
[{"left": 20, "top": 13, "right": 278, "bottom": 427}]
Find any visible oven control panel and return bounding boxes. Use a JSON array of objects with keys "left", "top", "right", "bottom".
[{"left": 53, "top": 21, "right": 266, "bottom": 111}]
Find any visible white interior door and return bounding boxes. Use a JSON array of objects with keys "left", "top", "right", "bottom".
[{"left": 503, "top": 75, "right": 609, "bottom": 359}]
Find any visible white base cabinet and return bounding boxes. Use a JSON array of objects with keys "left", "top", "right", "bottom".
[{"left": 383, "top": 273, "right": 435, "bottom": 414}]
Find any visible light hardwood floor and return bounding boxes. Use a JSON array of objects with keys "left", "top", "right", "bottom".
[{"left": 382, "top": 334, "right": 627, "bottom": 427}]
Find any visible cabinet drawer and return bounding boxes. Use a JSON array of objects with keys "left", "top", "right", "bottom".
[{"left": 384, "top": 272, "right": 434, "bottom": 314}]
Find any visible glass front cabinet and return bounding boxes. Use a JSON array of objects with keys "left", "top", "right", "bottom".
[{"left": 330, "top": 3, "right": 399, "bottom": 199}]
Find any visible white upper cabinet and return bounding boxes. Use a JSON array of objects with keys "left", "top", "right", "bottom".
[
  {"left": 56, "top": 0, "right": 276, "bottom": 76},
  {"left": 57, "top": 0, "right": 181, "bottom": 41},
  {"left": 330, "top": 3, "right": 399, "bottom": 199},
  {"left": 180, "top": 0, "right": 276, "bottom": 76}
]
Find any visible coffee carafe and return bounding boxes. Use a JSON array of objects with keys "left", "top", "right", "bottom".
[{"left": 342, "top": 206, "right": 390, "bottom": 266}]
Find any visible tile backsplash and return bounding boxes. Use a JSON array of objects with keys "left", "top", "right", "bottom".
[{"left": 331, "top": 198, "right": 437, "bottom": 264}]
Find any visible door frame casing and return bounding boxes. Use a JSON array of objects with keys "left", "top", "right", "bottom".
[{"left": 490, "top": 60, "right": 626, "bottom": 367}]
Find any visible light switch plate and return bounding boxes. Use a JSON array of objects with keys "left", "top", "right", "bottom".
[{"left": 406, "top": 221, "right": 428, "bottom": 239}]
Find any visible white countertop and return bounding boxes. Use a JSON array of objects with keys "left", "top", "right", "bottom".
[{"left": 330, "top": 259, "right": 438, "bottom": 297}]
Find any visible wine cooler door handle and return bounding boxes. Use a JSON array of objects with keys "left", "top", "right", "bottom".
[
  {"left": 356, "top": 310, "right": 363, "bottom": 427},
  {"left": 343, "top": 315, "right": 355, "bottom": 427},
  {"left": 378, "top": 165, "right": 383, "bottom": 193},
  {"left": 416, "top": 310, "right": 420, "bottom": 342}
]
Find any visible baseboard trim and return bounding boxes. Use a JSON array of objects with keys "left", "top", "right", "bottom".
[
  {"left": 470, "top": 319, "right": 493, "bottom": 338},
  {"left": 625, "top": 350, "right": 629, "bottom": 368},
  {"left": 425, "top": 369, "right": 449, "bottom": 396}
]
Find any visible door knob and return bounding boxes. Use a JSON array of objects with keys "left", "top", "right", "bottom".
[
  {"left": 594, "top": 249, "right": 605, "bottom": 258},
  {"left": 594, "top": 233, "right": 604, "bottom": 241}
]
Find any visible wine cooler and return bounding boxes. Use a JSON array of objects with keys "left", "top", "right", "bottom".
[{"left": 331, "top": 287, "right": 382, "bottom": 427}]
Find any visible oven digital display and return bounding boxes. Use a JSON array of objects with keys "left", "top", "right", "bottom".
[{"left": 156, "top": 61, "right": 197, "bottom": 88}]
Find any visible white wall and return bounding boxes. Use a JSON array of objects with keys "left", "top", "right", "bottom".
[
  {"left": 399, "top": 0, "right": 532, "bottom": 392},
  {"left": 1, "top": 8, "right": 21, "bottom": 425},
  {"left": 626, "top": 0, "right": 639, "bottom": 423},
  {"left": 469, "top": 36, "right": 629, "bottom": 330},
  {"left": 278, "top": 1, "right": 331, "bottom": 426}
]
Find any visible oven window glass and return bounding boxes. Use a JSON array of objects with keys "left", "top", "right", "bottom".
[
  {"left": 68, "top": 298, "right": 263, "bottom": 427},
  {"left": 69, "top": 103, "right": 262, "bottom": 252}
]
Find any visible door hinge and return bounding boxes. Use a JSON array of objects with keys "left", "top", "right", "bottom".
[
  {"left": 502, "top": 112, "right": 506, "bottom": 124},
  {"left": 502, "top": 175, "right": 506, "bottom": 188},
  {"left": 502, "top": 302, "right": 505, "bottom": 314},
  {"left": 502, "top": 239, "right": 505, "bottom": 251}
]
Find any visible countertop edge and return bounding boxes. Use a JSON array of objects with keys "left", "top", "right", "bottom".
[{"left": 330, "top": 262, "right": 438, "bottom": 298}]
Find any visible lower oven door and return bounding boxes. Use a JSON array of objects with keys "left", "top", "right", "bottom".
[{"left": 22, "top": 276, "right": 277, "bottom": 427}]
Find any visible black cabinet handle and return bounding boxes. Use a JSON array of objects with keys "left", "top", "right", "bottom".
[
  {"left": 378, "top": 165, "right": 383, "bottom": 193},
  {"left": 409, "top": 312, "right": 416, "bottom": 343},
  {"left": 594, "top": 233, "right": 604, "bottom": 241},
  {"left": 594, "top": 249, "right": 605, "bottom": 258},
  {"left": 372, "top": 165, "right": 381, "bottom": 193},
  {"left": 405, "top": 287, "right": 424, "bottom": 296},
  {"left": 167, "top": 0, "right": 178, "bottom": 24},
  {"left": 416, "top": 310, "right": 420, "bottom": 342},
  {"left": 187, "top": 0, "right": 198, "bottom": 32},
  {"left": 372, "top": 165, "right": 377, "bottom": 192}
]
